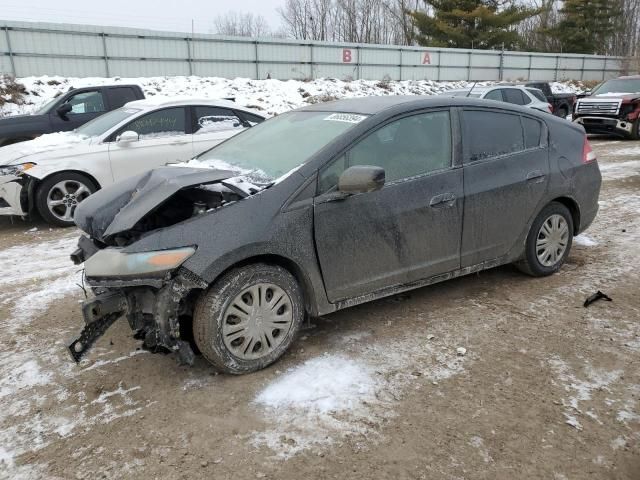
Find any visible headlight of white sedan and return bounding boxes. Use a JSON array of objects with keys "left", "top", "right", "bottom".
[{"left": 0, "top": 162, "right": 36, "bottom": 176}]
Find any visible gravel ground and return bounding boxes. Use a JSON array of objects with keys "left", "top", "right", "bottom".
[{"left": 0, "top": 137, "right": 638, "bottom": 480}]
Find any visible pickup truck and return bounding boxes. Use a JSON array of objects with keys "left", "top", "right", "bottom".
[
  {"left": 573, "top": 75, "right": 640, "bottom": 139},
  {"left": 523, "top": 82, "right": 576, "bottom": 118},
  {"left": 0, "top": 84, "right": 145, "bottom": 147}
]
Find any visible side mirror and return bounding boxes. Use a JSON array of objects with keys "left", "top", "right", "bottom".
[
  {"left": 117, "top": 131, "right": 139, "bottom": 144},
  {"left": 56, "top": 103, "right": 73, "bottom": 117},
  {"left": 338, "top": 165, "right": 385, "bottom": 195}
]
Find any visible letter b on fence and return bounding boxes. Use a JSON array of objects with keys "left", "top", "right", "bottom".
[{"left": 342, "top": 49, "right": 352, "bottom": 63}]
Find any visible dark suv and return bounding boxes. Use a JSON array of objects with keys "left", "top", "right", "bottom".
[{"left": 0, "top": 84, "right": 144, "bottom": 146}]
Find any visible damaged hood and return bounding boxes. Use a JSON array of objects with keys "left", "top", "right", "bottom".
[{"left": 74, "top": 166, "right": 236, "bottom": 242}]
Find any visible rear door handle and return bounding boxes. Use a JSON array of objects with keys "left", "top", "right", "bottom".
[
  {"left": 526, "top": 170, "right": 546, "bottom": 183},
  {"left": 430, "top": 192, "right": 457, "bottom": 208}
]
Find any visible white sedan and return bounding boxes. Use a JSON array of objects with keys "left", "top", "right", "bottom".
[
  {"left": 0, "top": 98, "right": 265, "bottom": 226},
  {"left": 442, "top": 85, "right": 553, "bottom": 114}
]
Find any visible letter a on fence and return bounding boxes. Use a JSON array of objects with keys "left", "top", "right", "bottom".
[{"left": 422, "top": 52, "right": 431, "bottom": 65}]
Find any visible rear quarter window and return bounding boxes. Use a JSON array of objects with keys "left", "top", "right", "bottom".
[
  {"left": 462, "top": 110, "right": 524, "bottom": 162},
  {"left": 522, "top": 116, "right": 544, "bottom": 149}
]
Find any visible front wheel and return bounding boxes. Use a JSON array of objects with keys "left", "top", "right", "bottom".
[
  {"left": 35, "top": 172, "right": 98, "bottom": 227},
  {"left": 516, "top": 202, "right": 574, "bottom": 277},
  {"left": 631, "top": 118, "right": 640, "bottom": 140},
  {"left": 193, "top": 264, "right": 304, "bottom": 374}
]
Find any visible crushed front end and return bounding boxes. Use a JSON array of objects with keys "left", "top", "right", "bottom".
[
  {"left": 66, "top": 166, "right": 254, "bottom": 365},
  {"left": 573, "top": 96, "right": 640, "bottom": 138},
  {"left": 68, "top": 239, "right": 208, "bottom": 365}
]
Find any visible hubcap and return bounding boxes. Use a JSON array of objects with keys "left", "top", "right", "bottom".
[
  {"left": 47, "top": 180, "right": 92, "bottom": 222},
  {"left": 536, "top": 214, "right": 569, "bottom": 267},
  {"left": 222, "top": 283, "right": 293, "bottom": 360}
]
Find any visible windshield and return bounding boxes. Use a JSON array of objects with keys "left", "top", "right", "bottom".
[
  {"left": 75, "top": 107, "right": 141, "bottom": 137},
  {"left": 591, "top": 79, "right": 640, "bottom": 95},
  {"left": 36, "top": 97, "right": 61, "bottom": 115},
  {"left": 194, "top": 111, "right": 368, "bottom": 182}
]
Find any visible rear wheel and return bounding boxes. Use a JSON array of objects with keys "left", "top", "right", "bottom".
[
  {"left": 516, "top": 202, "right": 573, "bottom": 277},
  {"left": 193, "top": 263, "right": 304, "bottom": 374},
  {"left": 35, "top": 172, "right": 97, "bottom": 227},
  {"left": 631, "top": 118, "right": 640, "bottom": 140},
  {"left": 556, "top": 105, "right": 568, "bottom": 119}
]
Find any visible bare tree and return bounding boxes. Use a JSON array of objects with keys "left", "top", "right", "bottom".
[
  {"left": 277, "top": 0, "right": 420, "bottom": 44},
  {"left": 213, "top": 11, "right": 271, "bottom": 37}
]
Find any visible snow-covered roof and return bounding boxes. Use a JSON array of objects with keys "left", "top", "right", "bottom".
[{"left": 124, "top": 96, "right": 256, "bottom": 113}]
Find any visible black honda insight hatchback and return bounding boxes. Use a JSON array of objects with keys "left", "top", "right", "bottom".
[{"left": 69, "top": 96, "right": 601, "bottom": 374}]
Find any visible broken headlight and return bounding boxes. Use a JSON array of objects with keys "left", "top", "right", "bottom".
[
  {"left": 84, "top": 247, "right": 196, "bottom": 278},
  {"left": 0, "top": 162, "right": 36, "bottom": 176}
]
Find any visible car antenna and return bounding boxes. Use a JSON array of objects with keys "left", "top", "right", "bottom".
[{"left": 466, "top": 82, "right": 477, "bottom": 97}]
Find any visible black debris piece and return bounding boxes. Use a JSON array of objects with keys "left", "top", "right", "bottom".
[{"left": 583, "top": 290, "right": 613, "bottom": 308}]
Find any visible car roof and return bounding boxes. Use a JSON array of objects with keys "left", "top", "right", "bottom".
[
  {"left": 124, "top": 97, "right": 263, "bottom": 116},
  {"left": 298, "top": 94, "right": 545, "bottom": 115},
  {"left": 616, "top": 75, "right": 640, "bottom": 80}
]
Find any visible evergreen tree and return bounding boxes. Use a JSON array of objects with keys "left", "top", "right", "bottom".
[
  {"left": 410, "top": 0, "right": 543, "bottom": 50},
  {"left": 548, "top": 0, "right": 622, "bottom": 54}
]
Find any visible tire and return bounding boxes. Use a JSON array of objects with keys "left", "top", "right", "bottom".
[
  {"left": 35, "top": 172, "right": 98, "bottom": 227},
  {"left": 556, "top": 106, "right": 568, "bottom": 119},
  {"left": 516, "top": 202, "right": 574, "bottom": 277},
  {"left": 631, "top": 118, "right": 640, "bottom": 140},
  {"left": 193, "top": 263, "right": 304, "bottom": 374}
]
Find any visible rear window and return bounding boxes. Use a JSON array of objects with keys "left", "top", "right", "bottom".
[
  {"left": 106, "top": 87, "right": 139, "bottom": 109},
  {"left": 462, "top": 110, "right": 524, "bottom": 162},
  {"left": 527, "top": 88, "right": 547, "bottom": 102},
  {"left": 236, "top": 111, "right": 265, "bottom": 125}
]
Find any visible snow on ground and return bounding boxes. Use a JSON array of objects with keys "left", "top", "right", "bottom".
[
  {"left": 574, "top": 234, "right": 598, "bottom": 247},
  {"left": 0, "top": 76, "right": 586, "bottom": 119},
  {"left": 0, "top": 232, "right": 148, "bottom": 475},
  {"left": 0, "top": 233, "right": 82, "bottom": 326},
  {"left": 251, "top": 332, "right": 467, "bottom": 457}
]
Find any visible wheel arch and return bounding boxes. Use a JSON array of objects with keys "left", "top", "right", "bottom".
[
  {"left": 550, "top": 196, "right": 581, "bottom": 234},
  {"left": 35, "top": 169, "right": 102, "bottom": 192},
  {"left": 210, "top": 253, "right": 317, "bottom": 317}
]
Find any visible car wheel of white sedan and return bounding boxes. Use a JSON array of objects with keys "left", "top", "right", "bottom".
[{"left": 35, "top": 172, "right": 98, "bottom": 227}]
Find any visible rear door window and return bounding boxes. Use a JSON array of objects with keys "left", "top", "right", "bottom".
[
  {"left": 503, "top": 89, "right": 529, "bottom": 105},
  {"left": 527, "top": 89, "right": 547, "bottom": 102},
  {"left": 193, "top": 106, "right": 244, "bottom": 133},
  {"left": 484, "top": 89, "right": 504, "bottom": 101},
  {"left": 462, "top": 110, "right": 524, "bottom": 162},
  {"left": 120, "top": 107, "right": 187, "bottom": 139},
  {"left": 106, "top": 87, "right": 139, "bottom": 109},
  {"left": 236, "top": 110, "right": 264, "bottom": 126}
]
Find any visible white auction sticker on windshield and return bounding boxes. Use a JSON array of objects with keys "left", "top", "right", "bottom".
[{"left": 323, "top": 113, "right": 367, "bottom": 123}]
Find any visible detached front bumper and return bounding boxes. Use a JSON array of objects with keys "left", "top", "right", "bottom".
[
  {"left": 68, "top": 269, "right": 207, "bottom": 365},
  {"left": 0, "top": 174, "right": 27, "bottom": 216},
  {"left": 573, "top": 116, "right": 634, "bottom": 137}
]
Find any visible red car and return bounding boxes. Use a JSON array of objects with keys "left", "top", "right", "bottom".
[{"left": 573, "top": 75, "right": 640, "bottom": 139}]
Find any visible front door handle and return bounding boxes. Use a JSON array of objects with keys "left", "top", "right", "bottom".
[
  {"left": 430, "top": 192, "right": 457, "bottom": 208},
  {"left": 526, "top": 170, "right": 546, "bottom": 183}
]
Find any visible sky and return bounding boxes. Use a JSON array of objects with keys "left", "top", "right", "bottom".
[{"left": 1, "top": 0, "right": 283, "bottom": 33}]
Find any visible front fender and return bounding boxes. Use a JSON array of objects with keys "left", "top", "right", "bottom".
[{"left": 24, "top": 158, "right": 110, "bottom": 189}]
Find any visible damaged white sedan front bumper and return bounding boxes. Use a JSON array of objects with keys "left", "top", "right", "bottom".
[{"left": 0, "top": 173, "right": 27, "bottom": 216}]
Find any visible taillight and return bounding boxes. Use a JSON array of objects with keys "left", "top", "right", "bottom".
[{"left": 583, "top": 137, "right": 596, "bottom": 163}]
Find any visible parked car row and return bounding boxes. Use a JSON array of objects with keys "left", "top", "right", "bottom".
[
  {"left": 0, "top": 96, "right": 265, "bottom": 226},
  {"left": 0, "top": 81, "right": 610, "bottom": 375}
]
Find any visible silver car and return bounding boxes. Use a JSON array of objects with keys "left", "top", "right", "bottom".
[{"left": 443, "top": 85, "right": 553, "bottom": 114}]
